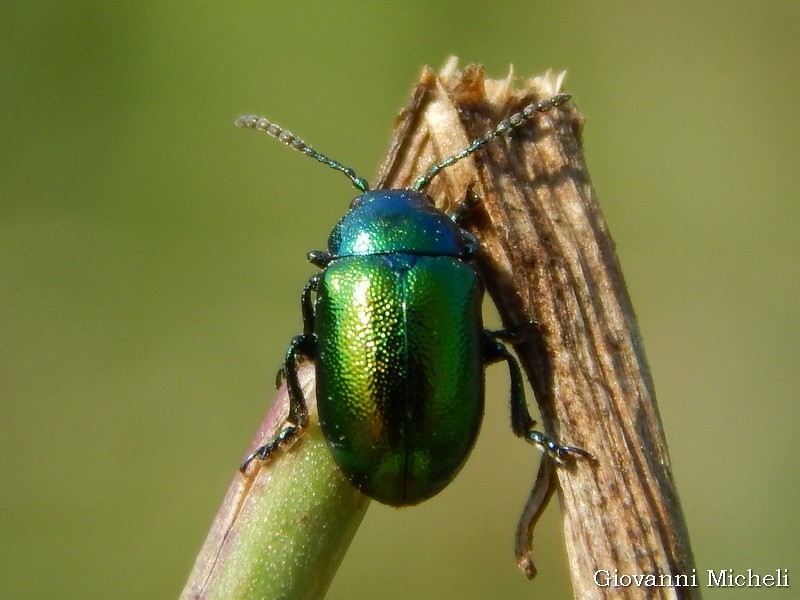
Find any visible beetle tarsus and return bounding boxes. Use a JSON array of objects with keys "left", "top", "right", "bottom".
[
  {"left": 526, "top": 429, "right": 592, "bottom": 463},
  {"left": 239, "top": 422, "right": 302, "bottom": 473}
]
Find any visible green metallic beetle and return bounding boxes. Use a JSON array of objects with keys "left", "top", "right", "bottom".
[{"left": 237, "top": 93, "right": 589, "bottom": 507}]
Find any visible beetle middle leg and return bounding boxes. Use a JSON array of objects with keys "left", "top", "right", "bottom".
[
  {"left": 274, "top": 273, "right": 320, "bottom": 387},
  {"left": 482, "top": 332, "right": 591, "bottom": 463},
  {"left": 240, "top": 274, "right": 320, "bottom": 472}
]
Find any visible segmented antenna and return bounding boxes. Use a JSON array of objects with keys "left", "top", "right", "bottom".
[
  {"left": 235, "top": 115, "right": 370, "bottom": 192},
  {"left": 412, "top": 93, "right": 571, "bottom": 191}
]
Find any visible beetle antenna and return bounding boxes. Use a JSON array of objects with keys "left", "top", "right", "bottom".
[
  {"left": 412, "top": 93, "right": 571, "bottom": 191},
  {"left": 236, "top": 115, "right": 370, "bottom": 193}
]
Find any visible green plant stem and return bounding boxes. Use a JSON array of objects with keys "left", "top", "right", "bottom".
[{"left": 180, "top": 364, "right": 369, "bottom": 600}]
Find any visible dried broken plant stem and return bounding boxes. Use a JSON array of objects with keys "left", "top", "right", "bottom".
[{"left": 375, "top": 58, "right": 699, "bottom": 598}]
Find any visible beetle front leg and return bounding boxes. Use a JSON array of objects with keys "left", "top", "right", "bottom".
[{"left": 483, "top": 334, "right": 591, "bottom": 463}]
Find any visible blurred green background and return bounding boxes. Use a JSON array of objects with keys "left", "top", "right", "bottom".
[{"left": 2, "top": 2, "right": 798, "bottom": 598}]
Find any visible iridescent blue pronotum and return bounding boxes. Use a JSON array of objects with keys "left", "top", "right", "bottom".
[{"left": 237, "top": 93, "right": 589, "bottom": 508}]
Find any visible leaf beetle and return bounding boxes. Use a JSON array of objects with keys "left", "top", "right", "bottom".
[{"left": 237, "top": 93, "right": 589, "bottom": 508}]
